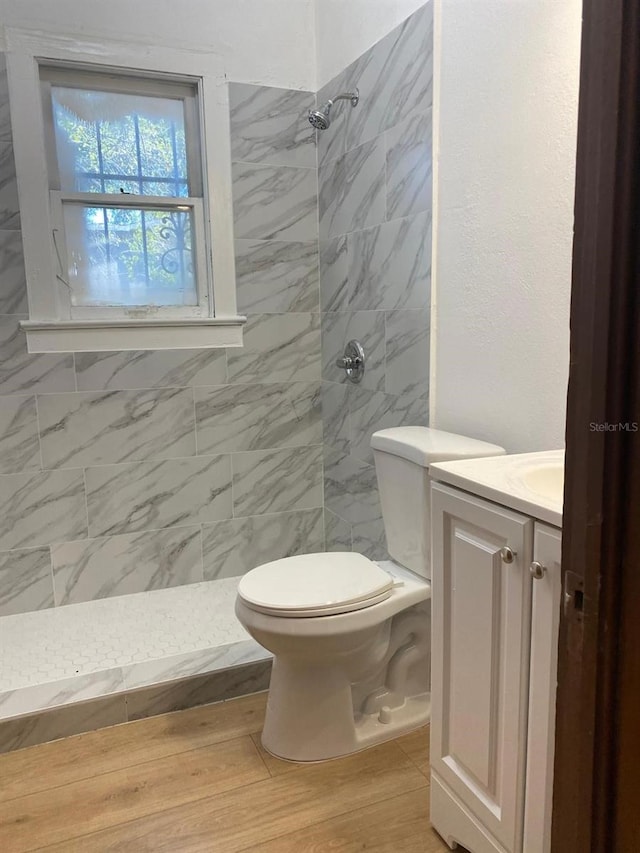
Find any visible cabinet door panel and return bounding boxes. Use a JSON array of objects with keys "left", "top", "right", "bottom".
[
  {"left": 523, "top": 523, "right": 562, "bottom": 853},
  {"left": 447, "top": 530, "right": 502, "bottom": 789},
  {"left": 431, "top": 483, "right": 533, "bottom": 853}
]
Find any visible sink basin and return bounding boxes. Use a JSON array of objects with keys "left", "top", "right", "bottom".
[
  {"left": 519, "top": 463, "right": 564, "bottom": 504},
  {"left": 430, "top": 449, "right": 565, "bottom": 526}
]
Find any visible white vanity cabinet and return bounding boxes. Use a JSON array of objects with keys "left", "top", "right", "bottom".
[
  {"left": 523, "top": 523, "right": 562, "bottom": 853},
  {"left": 430, "top": 482, "right": 562, "bottom": 853}
]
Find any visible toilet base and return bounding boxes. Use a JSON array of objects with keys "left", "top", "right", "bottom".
[
  {"left": 262, "top": 694, "right": 431, "bottom": 763},
  {"left": 235, "top": 564, "right": 432, "bottom": 763},
  {"left": 261, "top": 653, "right": 431, "bottom": 762}
]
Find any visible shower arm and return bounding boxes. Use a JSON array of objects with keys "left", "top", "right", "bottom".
[{"left": 329, "top": 91, "right": 359, "bottom": 108}]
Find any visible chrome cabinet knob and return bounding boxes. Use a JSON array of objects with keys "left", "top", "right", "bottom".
[
  {"left": 336, "top": 339, "right": 365, "bottom": 384},
  {"left": 500, "top": 546, "right": 516, "bottom": 564},
  {"left": 530, "top": 561, "right": 546, "bottom": 580}
]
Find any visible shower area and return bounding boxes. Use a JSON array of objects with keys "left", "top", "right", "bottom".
[{"left": 0, "top": 2, "right": 433, "bottom": 751}]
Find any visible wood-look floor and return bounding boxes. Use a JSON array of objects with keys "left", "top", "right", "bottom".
[{"left": 0, "top": 692, "right": 449, "bottom": 852}]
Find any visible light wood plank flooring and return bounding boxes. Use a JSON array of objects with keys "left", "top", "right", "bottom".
[{"left": 0, "top": 692, "right": 449, "bottom": 852}]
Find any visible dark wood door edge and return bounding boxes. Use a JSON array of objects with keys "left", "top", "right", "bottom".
[{"left": 553, "top": 0, "right": 640, "bottom": 850}]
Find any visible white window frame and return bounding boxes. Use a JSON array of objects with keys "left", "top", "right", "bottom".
[{"left": 5, "top": 28, "right": 244, "bottom": 352}]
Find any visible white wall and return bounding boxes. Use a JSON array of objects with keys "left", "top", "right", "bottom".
[
  {"left": 314, "top": 0, "right": 426, "bottom": 86},
  {"left": 431, "top": 0, "right": 581, "bottom": 452},
  {"left": 0, "top": 0, "right": 317, "bottom": 90},
  {"left": 0, "top": 0, "right": 582, "bottom": 454}
]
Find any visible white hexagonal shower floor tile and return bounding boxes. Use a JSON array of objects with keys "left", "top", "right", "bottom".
[{"left": 0, "top": 578, "right": 270, "bottom": 722}]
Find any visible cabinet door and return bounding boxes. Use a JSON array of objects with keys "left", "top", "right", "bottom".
[
  {"left": 523, "top": 523, "right": 562, "bottom": 853},
  {"left": 431, "top": 483, "right": 533, "bottom": 853}
]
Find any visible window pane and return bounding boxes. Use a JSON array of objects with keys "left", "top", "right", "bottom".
[
  {"left": 62, "top": 204, "right": 197, "bottom": 307},
  {"left": 51, "top": 87, "right": 189, "bottom": 197}
]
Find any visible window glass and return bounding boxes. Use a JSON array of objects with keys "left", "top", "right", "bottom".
[
  {"left": 62, "top": 204, "right": 197, "bottom": 307},
  {"left": 51, "top": 87, "right": 190, "bottom": 198}
]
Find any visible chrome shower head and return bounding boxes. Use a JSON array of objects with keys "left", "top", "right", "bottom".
[
  {"left": 308, "top": 104, "right": 332, "bottom": 130},
  {"left": 308, "top": 89, "right": 359, "bottom": 131}
]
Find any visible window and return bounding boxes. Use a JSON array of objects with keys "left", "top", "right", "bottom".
[
  {"left": 6, "top": 30, "right": 242, "bottom": 352},
  {"left": 45, "top": 70, "right": 207, "bottom": 314}
]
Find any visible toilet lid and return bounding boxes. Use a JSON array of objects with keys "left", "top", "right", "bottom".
[{"left": 237, "top": 552, "right": 394, "bottom": 617}]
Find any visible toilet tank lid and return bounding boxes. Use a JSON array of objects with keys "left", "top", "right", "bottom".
[{"left": 370, "top": 427, "right": 506, "bottom": 468}]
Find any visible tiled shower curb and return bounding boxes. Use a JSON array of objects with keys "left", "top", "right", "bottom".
[{"left": 0, "top": 651, "right": 272, "bottom": 754}]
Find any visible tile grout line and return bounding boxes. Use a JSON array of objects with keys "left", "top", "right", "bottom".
[
  {"left": 32, "top": 392, "right": 60, "bottom": 608},
  {"left": 0, "top": 441, "right": 324, "bottom": 478},
  {"left": 0, "top": 506, "right": 327, "bottom": 557},
  {"left": 81, "top": 467, "right": 90, "bottom": 543},
  {"left": 232, "top": 157, "right": 317, "bottom": 172},
  {"left": 71, "top": 352, "right": 78, "bottom": 392},
  {"left": 313, "top": 115, "right": 326, "bottom": 548}
]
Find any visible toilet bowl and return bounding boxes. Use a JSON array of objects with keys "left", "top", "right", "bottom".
[{"left": 235, "top": 427, "right": 506, "bottom": 762}]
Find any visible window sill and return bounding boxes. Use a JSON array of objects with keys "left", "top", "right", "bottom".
[{"left": 20, "top": 317, "right": 246, "bottom": 353}]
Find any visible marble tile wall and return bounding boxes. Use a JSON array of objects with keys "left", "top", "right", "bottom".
[
  {"left": 0, "top": 6, "right": 433, "bottom": 609},
  {"left": 0, "top": 65, "right": 324, "bottom": 616},
  {"left": 319, "top": 3, "right": 433, "bottom": 558}
]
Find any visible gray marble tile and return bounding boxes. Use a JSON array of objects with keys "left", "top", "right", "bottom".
[
  {"left": 352, "top": 516, "right": 388, "bottom": 561},
  {"left": 0, "top": 547, "right": 53, "bottom": 617},
  {"left": 0, "top": 230, "right": 27, "bottom": 314},
  {"left": 316, "top": 68, "right": 350, "bottom": 168},
  {"left": 226, "top": 313, "right": 321, "bottom": 384},
  {"left": 386, "top": 109, "right": 432, "bottom": 221},
  {"left": 321, "top": 310, "right": 385, "bottom": 391},
  {"left": 348, "top": 212, "right": 431, "bottom": 311},
  {"left": 235, "top": 239, "right": 319, "bottom": 313},
  {"left": 349, "top": 387, "right": 429, "bottom": 464},
  {"left": 0, "top": 394, "right": 41, "bottom": 474},
  {"left": 202, "top": 508, "right": 324, "bottom": 580},
  {"left": 51, "top": 526, "right": 203, "bottom": 605},
  {"left": 0, "top": 54, "right": 11, "bottom": 142},
  {"left": 38, "top": 387, "right": 196, "bottom": 469},
  {"left": 385, "top": 309, "right": 430, "bottom": 396},
  {"left": 321, "top": 381, "right": 350, "bottom": 452},
  {"left": 122, "top": 641, "right": 270, "bottom": 691},
  {"left": 319, "top": 137, "right": 386, "bottom": 240},
  {"left": 125, "top": 660, "right": 271, "bottom": 721},
  {"left": 75, "top": 349, "right": 227, "bottom": 392},
  {"left": 344, "top": 3, "right": 433, "bottom": 152},
  {"left": 232, "top": 445, "right": 323, "bottom": 517},
  {"left": 86, "top": 455, "right": 232, "bottom": 538},
  {"left": 229, "top": 83, "right": 316, "bottom": 168},
  {"left": 0, "top": 695, "right": 127, "bottom": 754},
  {"left": 0, "top": 668, "right": 125, "bottom": 720},
  {"left": 0, "top": 141, "right": 19, "bottom": 230},
  {"left": 195, "top": 381, "right": 321, "bottom": 454},
  {"left": 324, "top": 445, "right": 380, "bottom": 526},
  {"left": 232, "top": 162, "right": 318, "bottom": 242},
  {"left": 324, "top": 508, "right": 352, "bottom": 552},
  {"left": 0, "top": 469, "right": 86, "bottom": 551},
  {"left": 0, "top": 317, "right": 75, "bottom": 396},
  {"left": 320, "top": 235, "right": 349, "bottom": 311},
  {"left": 316, "top": 4, "right": 432, "bottom": 163}
]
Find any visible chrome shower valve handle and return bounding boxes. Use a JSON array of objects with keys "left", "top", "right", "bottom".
[{"left": 336, "top": 339, "right": 365, "bottom": 384}]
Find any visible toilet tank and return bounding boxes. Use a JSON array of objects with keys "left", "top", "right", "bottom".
[{"left": 371, "top": 427, "right": 506, "bottom": 578}]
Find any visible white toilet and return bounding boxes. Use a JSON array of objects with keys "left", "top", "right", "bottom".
[{"left": 235, "top": 427, "right": 505, "bottom": 762}]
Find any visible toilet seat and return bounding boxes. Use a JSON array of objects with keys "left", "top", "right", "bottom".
[{"left": 237, "top": 552, "right": 395, "bottom": 618}]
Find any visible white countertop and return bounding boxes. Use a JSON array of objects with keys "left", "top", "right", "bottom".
[{"left": 429, "top": 450, "right": 564, "bottom": 528}]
